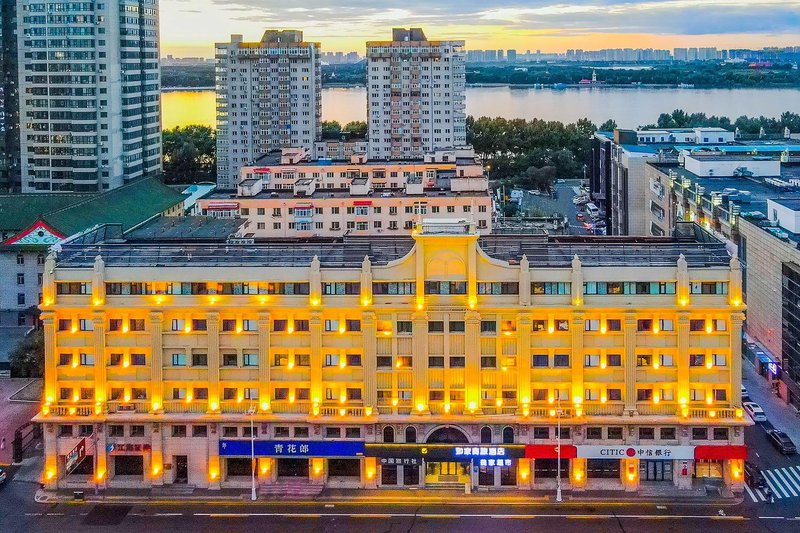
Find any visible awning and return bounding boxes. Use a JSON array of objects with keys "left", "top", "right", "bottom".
[
  {"left": 251, "top": 167, "right": 271, "bottom": 173},
  {"left": 694, "top": 445, "right": 747, "bottom": 460},
  {"left": 294, "top": 203, "right": 314, "bottom": 209},
  {"left": 525, "top": 444, "right": 577, "bottom": 459},
  {"left": 207, "top": 202, "right": 239, "bottom": 210},
  {"left": 756, "top": 352, "right": 777, "bottom": 364},
  {"left": 353, "top": 200, "right": 372, "bottom": 206}
]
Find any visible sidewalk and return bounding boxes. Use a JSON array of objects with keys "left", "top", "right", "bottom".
[
  {"left": 35, "top": 486, "right": 741, "bottom": 506},
  {"left": 742, "top": 345, "right": 800, "bottom": 444}
]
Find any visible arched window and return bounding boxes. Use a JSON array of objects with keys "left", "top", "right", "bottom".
[
  {"left": 405, "top": 426, "right": 417, "bottom": 443},
  {"left": 480, "top": 426, "right": 492, "bottom": 444},
  {"left": 383, "top": 426, "right": 395, "bottom": 443},
  {"left": 502, "top": 426, "right": 514, "bottom": 444}
]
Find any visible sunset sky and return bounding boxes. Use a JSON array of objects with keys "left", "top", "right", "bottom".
[{"left": 160, "top": 0, "right": 800, "bottom": 57}]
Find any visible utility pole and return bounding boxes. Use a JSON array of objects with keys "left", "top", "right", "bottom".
[
  {"left": 248, "top": 405, "right": 257, "bottom": 501},
  {"left": 556, "top": 397, "right": 562, "bottom": 503}
]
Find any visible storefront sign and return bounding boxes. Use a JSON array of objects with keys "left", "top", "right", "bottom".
[
  {"left": 65, "top": 438, "right": 87, "bottom": 474},
  {"left": 107, "top": 443, "right": 152, "bottom": 455},
  {"left": 365, "top": 444, "right": 526, "bottom": 460},
  {"left": 694, "top": 445, "right": 747, "bottom": 460},
  {"left": 219, "top": 440, "right": 365, "bottom": 457},
  {"left": 576, "top": 445, "right": 695, "bottom": 460},
  {"left": 379, "top": 457, "right": 420, "bottom": 466},
  {"left": 525, "top": 444, "right": 578, "bottom": 459}
]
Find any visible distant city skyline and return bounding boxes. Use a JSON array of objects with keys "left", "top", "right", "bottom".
[{"left": 161, "top": 0, "right": 800, "bottom": 58}]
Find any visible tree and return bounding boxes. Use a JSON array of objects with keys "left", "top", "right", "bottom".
[
  {"left": 162, "top": 125, "right": 216, "bottom": 184},
  {"left": 321, "top": 120, "right": 342, "bottom": 140},
  {"left": 342, "top": 121, "right": 368, "bottom": 138},
  {"left": 599, "top": 119, "right": 617, "bottom": 131},
  {"left": 9, "top": 329, "right": 44, "bottom": 378}
]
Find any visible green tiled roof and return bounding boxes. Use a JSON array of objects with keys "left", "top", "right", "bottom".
[
  {"left": 0, "top": 193, "right": 88, "bottom": 232},
  {"left": 40, "top": 178, "right": 187, "bottom": 236}
]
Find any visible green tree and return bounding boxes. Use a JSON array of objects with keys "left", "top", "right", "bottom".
[
  {"left": 342, "top": 121, "right": 368, "bottom": 138},
  {"left": 321, "top": 120, "right": 343, "bottom": 140},
  {"left": 162, "top": 125, "right": 216, "bottom": 184},
  {"left": 9, "top": 329, "right": 44, "bottom": 378},
  {"left": 599, "top": 119, "right": 617, "bottom": 131}
]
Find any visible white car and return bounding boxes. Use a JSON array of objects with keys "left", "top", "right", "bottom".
[
  {"left": 741, "top": 384, "right": 748, "bottom": 398},
  {"left": 743, "top": 401, "right": 767, "bottom": 422}
]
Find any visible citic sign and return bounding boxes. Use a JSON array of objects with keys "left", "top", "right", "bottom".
[{"left": 576, "top": 445, "right": 695, "bottom": 460}]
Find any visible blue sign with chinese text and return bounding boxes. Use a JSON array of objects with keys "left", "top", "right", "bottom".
[{"left": 219, "top": 440, "right": 365, "bottom": 457}]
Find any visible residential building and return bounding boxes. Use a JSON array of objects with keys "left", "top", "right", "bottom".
[
  {"left": 16, "top": 0, "right": 161, "bottom": 192},
  {"left": 196, "top": 147, "right": 492, "bottom": 238},
  {"left": 738, "top": 202, "right": 800, "bottom": 409},
  {"left": 215, "top": 30, "right": 322, "bottom": 190},
  {"left": 0, "top": 178, "right": 185, "bottom": 334},
  {"left": 1, "top": 1, "right": 20, "bottom": 192},
  {"left": 506, "top": 49, "right": 517, "bottom": 63},
  {"left": 37, "top": 219, "right": 747, "bottom": 494},
  {"left": 366, "top": 28, "right": 466, "bottom": 160},
  {"left": 591, "top": 128, "right": 799, "bottom": 235}
]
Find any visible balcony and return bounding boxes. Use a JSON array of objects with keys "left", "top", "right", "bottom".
[
  {"left": 163, "top": 400, "right": 206, "bottom": 414},
  {"left": 583, "top": 403, "right": 625, "bottom": 416},
  {"left": 107, "top": 401, "right": 149, "bottom": 414}
]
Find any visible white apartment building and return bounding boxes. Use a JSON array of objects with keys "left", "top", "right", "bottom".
[
  {"left": 17, "top": 0, "right": 161, "bottom": 192},
  {"left": 366, "top": 28, "right": 466, "bottom": 160},
  {"left": 215, "top": 30, "right": 321, "bottom": 190}
]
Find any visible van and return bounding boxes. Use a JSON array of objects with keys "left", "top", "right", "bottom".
[{"left": 585, "top": 203, "right": 600, "bottom": 219}]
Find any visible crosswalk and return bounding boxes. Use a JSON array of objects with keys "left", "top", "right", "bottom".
[{"left": 744, "top": 465, "right": 800, "bottom": 502}]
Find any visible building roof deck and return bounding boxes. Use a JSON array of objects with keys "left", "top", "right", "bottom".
[
  {"left": 54, "top": 222, "right": 730, "bottom": 269},
  {"left": 204, "top": 187, "right": 490, "bottom": 201}
]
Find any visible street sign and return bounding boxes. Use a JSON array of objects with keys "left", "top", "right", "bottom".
[{"left": 65, "top": 438, "right": 87, "bottom": 474}]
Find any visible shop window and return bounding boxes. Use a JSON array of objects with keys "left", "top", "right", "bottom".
[
  {"left": 500, "top": 465, "right": 517, "bottom": 486},
  {"left": 587, "top": 459, "right": 621, "bottom": 479},
  {"left": 382, "top": 465, "right": 398, "bottom": 485},
  {"left": 534, "top": 458, "right": 569, "bottom": 478},
  {"left": 114, "top": 455, "right": 144, "bottom": 477},
  {"left": 404, "top": 464, "right": 420, "bottom": 485}
]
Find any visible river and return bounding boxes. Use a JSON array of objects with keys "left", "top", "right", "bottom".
[{"left": 162, "top": 87, "right": 799, "bottom": 131}]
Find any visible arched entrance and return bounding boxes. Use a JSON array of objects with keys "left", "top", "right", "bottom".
[
  {"left": 426, "top": 426, "right": 469, "bottom": 444},
  {"left": 425, "top": 426, "right": 471, "bottom": 485}
]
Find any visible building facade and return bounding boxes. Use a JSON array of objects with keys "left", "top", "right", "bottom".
[
  {"left": 37, "top": 221, "right": 747, "bottom": 494},
  {"left": 366, "top": 28, "right": 466, "bottom": 160},
  {"left": 739, "top": 203, "right": 800, "bottom": 409},
  {"left": 196, "top": 147, "right": 492, "bottom": 238},
  {"left": 1, "top": 1, "right": 20, "bottom": 192},
  {"left": 215, "top": 30, "right": 322, "bottom": 190},
  {"left": 16, "top": 0, "right": 161, "bottom": 192}
]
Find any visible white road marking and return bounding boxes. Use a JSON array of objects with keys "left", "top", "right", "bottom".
[
  {"left": 763, "top": 470, "right": 788, "bottom": 498},
  {"left": 779, "top": 468, "right": 800, "bottom": 495},
  {"left": 192, "top": 512, "right": 746, "bottom": 520},
  {"left": 744, "top": 483, "right": 758, "bottom": 503},
  {"left": 772, "top": 469, "right": 798, "bottom": 497}
]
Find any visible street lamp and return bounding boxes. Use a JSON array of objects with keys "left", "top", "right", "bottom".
[{"left": 247, "top": 405, "right": 257, "bottom": 501}]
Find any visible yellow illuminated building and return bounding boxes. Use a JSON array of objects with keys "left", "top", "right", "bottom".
[{"left": 37, "top": 220, "right": 747, "bottom": 494}]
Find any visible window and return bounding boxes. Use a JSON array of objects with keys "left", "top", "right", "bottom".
[
  {"left": 585, "top": 319, "right": 600, "bottom": 332},
  {"left": 222, "top": 319, "right": 236, "bottom": 332},
  {"left": 689, "top": 319, "right": 705, "bottom": 332},
  {"left": 607, "top": 319, "right": 622, "bottom": 331},
  {"left": 58, "top": 319, "right": 72, "bottom": 332},
  {"left": 326, "top": 427, "right": 341, "bottom": 439},
  {"left": 397, "top": 321, "right": 413, "bottom": 334},
  {"left": 584, "top": 281, "right": 676, "bottom": 295},
  {"left": 130, "top": 319, "right": 145, "bottom": 331},
  {"left": 59, "top": 353, "right": 73, "bottom": 366},
  {"left": 554, "top": 354, "right": 570, "bottom": 367},
  {"left": 533, "top": 427, "right": 549, "bottom": 439},
  {"left": 531, "top": 282, "right": 571, "bottom": 295},
  {"left": 713, "top": 388, "right": 727, "bottom": 401},
  {"left": 690, "top": 388, "right": 706, "bottom": 401},
  {"left": 324, "top": 354, "right": 340, "bottom": 367},
  {"left": 692, "top": 427, "right": 708, "bottom": 440},
  {"left": 243, "top": 319, "right": 257, "bottom": 331},
  {"left": 607, "top": 354, "right": 622, "bottom": 367},
  {"left": 192, "top": 425, "right": 208, "bottom": 437},
  {"left": 131, "top": 353, "right": 146, "bottom": 366},
  {"left": 637, "top": 389, "right": 653, "bottom": 401},
  {"left": 637, "top": 319, "right": 653, "bottom": 332},
  {"left": 130, "top": 425, "right": 145, "bottom": 437},
  {"left": 224, "top": 353, "right": 239, "bottom": 366},
  {"left": 449, "top": 321, "right": 465, "bottom": 332},
  {"left": 658, "top": 353, "right": 674, "bottom": 367},
  {"left": 243, "top": 353, "right": 258, "bottom": 367},
  {"left": 171, "top": 353, "right": 187, "bottom": 367},
  {"left": 639, "top": 427, "right": 655, "bottom": 440},
  {"left": 449, "top": 356, "right": 465, "bottom": 368},
  {"left": 294, "top": 320, "right": 309, "bottom": 332},
  {"left": 584, "top": 354, "right": 600, "bottom": 367},
  {"left": 637, "top": 354, "right": 652, "bottom": 367},
  {"left": 80, "top": 388, "right": 94, "bottom": 400},
  {"left": 712, "top": 353, "right": 727, "bottom": 367},
  {"left": 607, "top": 427, "right": 623, "bottom": 440},
  {"left": 377, "top": 356, "right": 392, "bottom": 368},
  {"left": 480, "top": 321, "right": 496, "bottom": 334},
  {"left": 132, "top": 388, "right": 147, "bottom": 400},
  {"left": 172, "top": 388, "right": 187, "bottom": 400},
  {"left": 428, "top": 356, "right": 445, "bottom": 368},
  {"left": 532, "top": 354, "right": 549, "bottom": 367},
  {"left": 713, "top": 427, "right": 729, "bottom": 440},
  {"left": 660, "top": 428, "right": 676, "bottom": 440},
  {"left": 689, "top": 354, "right": 706, "bottom": 367},
  {"left": 223, "top": 427, "right": 238, "bottom": 438},
  {"left": 108, "top": 425, "right": 124, "bottom": 437},
  {"left": 172, "top": 425, "right": 187, "bottom": 437},
  {"left": 273, "top": 320, "right": 288, "bottom": 332},
  {"left": 477, "top": 282, "right": 519, "bottom": 295},
  {"left": 294, "top": 427, "right": 309, "bottom": 438},
  {"left": 295, "top": 354, "right": 310, "bottom": 367},
  {"left": 274, "top": 426, "right": 290, "bottom": 438},
  {"left": 424, "top": 281, "right": 467, "bottom": 295},
  {"left": 109, "top": 319, "right": 123, "bottom": 331},
  {"left": 345, "top": 427, "right": 361, "bottom": 439},
  {"left": 428, "top": 321, "right": 444, "bottom": 333},
  {"left": 481, "top": 356, "right": 497, "bottom": 368},
  {"left": 273, "top": 388, "right": 289, "bottom": 400},
  {"left": 373, "top": 282, "right": 415, "bottom": 295},
  {"left": 555, "top": 319, "right": 569, "bottom": 331},
  {"left": 58, "top": 425, "right": 73, "bottom": 437},
  {"left": 607, "top": 388, "right": 622, "bottom": 401},
  {"left": 322, "top": 282, "right": 361, "bottom": 295},
  {"left": 79, "top": 319, "right": 94, "bottom": 331},
  {"left": 383, "top": 426, "right": 395, "bottom": 443},
  {"left": 192, "top": 319, "right": 207, "bottom": 331},
  {"left": 586, "top": 427, "right": 603, "bottom": 440},
  {"left": 690, "top": 282, "right": 728, "bottom": 295},
  {"left": 192, "top": 353, "right": 208, "bottom": 366},
  {"left": 171, "top": 319, "right": 185, "bottom": 332}
]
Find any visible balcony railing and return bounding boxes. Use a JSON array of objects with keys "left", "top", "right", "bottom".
[
  {"left": 163, "top": 401, "right": 207, "bottom": 414},
  {"left": 107, "top": 401, "right": 149, "bottom": 414}
]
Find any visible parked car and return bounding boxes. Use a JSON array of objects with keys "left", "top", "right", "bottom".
[
  {"left": 576, "top": 213, "right": 585, "bottom": 221},
  {"left": 767, "top": 430, "right": 797, "bottom": 454},
  {"left": 573, "top": 195, "right": 589, "bottom": 205},
  {"left": 744, "top": 461, "right": 767, "bottom": 489},
  {"left": 743, "top": 401, "right": 767, "bottom": 422},
  {"left": 741, "top": 384, "right": 750, "bottom": 402},
  {"left": 0, "top": 466, "right": 6, "bottom": 485}
]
